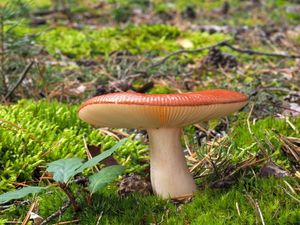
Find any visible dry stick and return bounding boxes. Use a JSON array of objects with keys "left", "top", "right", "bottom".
[
  {"left": 21, "top": 201, "right": 37, "bottom": 225},
  {"left": 148, "top": 41, "right": 229, "bottom": 69},
  {"left": 4, "top": 221, "right": 22, "bottom": 224},
  {"left": 0, "top": 14, "right": 7, "bottom": 94},
  {"left": 4, "top": 61, "right": 34, "bottom": 100},
  {"left": 83, "top": 137, "right": 100, "bottom": 172},
  {"left": 245, "top": 193, "right": 265, "bottom": 225},
  {"left": 33, "top": 8, "right": 69, "bottom": 16},
  {"left": 0, "top": 203, "right": 15, "bottom": 210},
  {"left": 247, "top": 103, "right": 268, "bottom": 157},
  {"left": 222, "top": 42, "right": 300, "bottom": 59},
  {"left": 95, "top": 212, "right": 104, "bottom": 225},
  {"left": 283, "top": 180, "right": 297, "bottom": 194},
  {"left": 190, "top": 153, "right": 211, "bottom": 172},
  {"left": 54, "top": 219, "right": 80, "bottom": 225},
  {"left": 279, "top": 105, "right": 300, "bottom": 114},
  {"left": 147, "top": 40, "right": 300, "bottom": 70},
  {"left": 40, "top": 201, "right": 71, "bottom": 225},
  {"left": 58, "top": 183, "right": 80, "bottom": 212},
  {"left": 280, "top": 186, "right": 300, "bottom": 203},
  {"left": 206, "top": 156, "right": 267, "bottom": 183},
  {"left": 236, "top": 202, "right": 241, "bottom": 217}
]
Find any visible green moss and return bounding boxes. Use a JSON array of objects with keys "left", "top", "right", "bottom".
[
  {"left": 232, "top": 115, "right": 300, "bottom": 162},
  {"left": 0, "top": 0, "right": 51, "bottom": 10},
  {"left": 0, "top": 100, "right": 147, "bottom": 192},
  {"left": 2, "top": 177, "right": 299, "bottom": 224},
  {"left": 174, "top": 0, "right": 223, "bottom": 11},
  {"left": 148, "top": 85, "right": 173, "bottom": 94},
  {"left": 1, "top": 100, "right": 300, "bottom": 223},
  {"left": 4, "top": 20, "right": 37, "bottom": 35},
  {"left": 176, "top": 177, "right": 300, "bottom": 225},
  {"left": 232, "top": 114, "right": 300, "bottom": 155},
  {"left": 37, "top": 25, "right": 230, "bottom": 59},
  {"left": 189, "top": 114, "right": 300, "bottom": 171},
  {"left": 38, "top": 28, "right": 92, "bottom": 58}
]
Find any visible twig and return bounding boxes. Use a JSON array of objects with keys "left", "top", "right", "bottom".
[
  {"left": 157, "top": 208, "right": 170, "bottom": 225},
  {"left": 0, "top": 200, "right": 30, "bottom": 210},
  {"left": 4, "top": 61, "right": 34, "bottom": 100},
  {"left": 53, "top": 219, "right": 80, "bottom": 225},
  {"left": 247, "top": 103, "right": 255, "bottom": 136},
  {"left": 83, "top": 137, "right": 100, "bottom": 172},
  {"left": 277, "top": 134, "right": 300, "bottom": 161},
  {"left": 40, "top": 201, "right": 71, "bottom": 225},
  {"left": 280, "top": 186, "right": 300, "bottom": 203},
  {"left": 0, "top": 203, "right": 15, "bottom": 210},
  {"left": 21, "top": 201, "right": 37, "bottom": 225},
  {"left": 245, "top": 193, "right": 265, "bottom": 225},
  {"left": 190, "top": 152, "right": 212, "bottom": 172},
  {"left": 96, "top": 212, "right": 103, "bottom": 225},
  {"left": 236, "top": 202, "right": 241, "bottom": 217},
  {"left": 33, "top": 8, "right": 69, "bottom": 16},
  {"left": 208, "top": 154, "right": 219, "bottom": 177},
  {"left": 222, "top": 42, "right": 300, "bottom": 59},
  {"left": 4, "top": 222, "right": 22, "bottom": 224},
  {"left": 146, "top": 40, "right": 300, "bottom": 70},
  {"left": 283, "top": 180, "right": 296, "bottom": 194},
  {"left": 58, "top": 183, "right": 80, "bottom": 212},
  {"left": 247, "top": 103, "right": 268, "bottom": 156},
  {"left": 279, "top": 105, "right": 300, "bottom": 114},
  {"left": 0, "top": 14, "right": 7, "bottom": 94},
  {"left": 148, "top": 40, "right": 229, "bottom": 69}
]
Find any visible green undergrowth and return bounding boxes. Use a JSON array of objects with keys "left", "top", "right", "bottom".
[
  {"left": 231, "top": 114, "right": 300, "bottom": 166},
  {"left": 0, "top": 100, "right": 300, "bottom": 223},
  {"left": 0, "top": 0, "right": 91, "bottom": 12},
  {"left": 6, "top": 22, "right": 230, "bottom": 60},
  {"left": 0, "top": 0, "right": 51, "bottom": 9},
  {"left": 1, "top": 100, "right": 299, "bottom": 193},
  {"left": 183, "top": 114, "right": 300, "bottom": 185},
  {"left": 0, "top": 100, "right": 147, "bottom": 192},
  {"left": 1, "top": 177, "right": 299, "bottom": 224},
  {"left": 37, "top": 25, "right": 230, "bottom": 59},
  {"left": 2, "top": 0, "right": 300, "bottom": 28}
]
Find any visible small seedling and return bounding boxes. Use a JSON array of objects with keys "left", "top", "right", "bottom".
[{"left": 0, "top": 138, "right": 126, "bottom": 221}]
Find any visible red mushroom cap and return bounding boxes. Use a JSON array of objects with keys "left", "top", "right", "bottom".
[{"left": 78, "top": 89, "right": 248, "bottom": 128}]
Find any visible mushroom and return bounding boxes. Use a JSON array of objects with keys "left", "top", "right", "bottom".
[{"left": 78, "top": 89, "right": 248, "bottom": 198}]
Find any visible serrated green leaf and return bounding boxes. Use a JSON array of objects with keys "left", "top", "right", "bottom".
[
  {"left": 76, "top": 138, "right": 127, "bottom": 174},
  {"left": 0, "top": 186, "right": 45, "bottom": 204},
  {"left": 88, "top": 165, "right": 124, "bottom": 194},
  {"left": 47, "top": 158, "right": 83, "bottom": 183}
]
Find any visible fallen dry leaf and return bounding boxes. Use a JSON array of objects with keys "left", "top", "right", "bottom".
[
  {"left": 260, "top": 161, "right": 290, "bottom": 178},
  {"left": 176, "top": 38, "right": 194, "bottom": 49}
]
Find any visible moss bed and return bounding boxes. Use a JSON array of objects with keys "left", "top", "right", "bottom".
[
  {"left": 0, "top": 100, "right": 299, "bottom": 224},
  {"left": 1, "top": 0, "right": 300, "bottom": 224}
]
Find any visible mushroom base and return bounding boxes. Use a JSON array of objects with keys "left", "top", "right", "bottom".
[{"left": 147, "top": 128, "right": 197, "bottom": 199}]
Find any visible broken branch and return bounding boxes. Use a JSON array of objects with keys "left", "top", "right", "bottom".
[
  {"left": 40, "top": 201, "right": 71, "bottom": 225},
  {"left": 4, "top": 61, "right": 34, "bottom": 100},
  {"left": 148, "top": 40, "right": 300, "bottom": 70}
]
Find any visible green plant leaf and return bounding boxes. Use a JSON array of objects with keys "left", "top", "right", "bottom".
[
  {"left": 76, "top": 138, "right": 127, "bottom": 174},
  {"left": 88, "top": 165, "right": 124, "bottom": 194},
  {"left": 0, "top": 186, "right": 45, "bottom": 204},
  {"left": 47, "top": 158, "right": 83, "bottom": 183}
]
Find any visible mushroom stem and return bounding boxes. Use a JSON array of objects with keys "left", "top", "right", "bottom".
[{"left": 147, "top": 128, "right": 197, "bottom": 198}]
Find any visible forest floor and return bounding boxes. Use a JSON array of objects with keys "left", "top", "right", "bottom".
[{"left": 0, "top": 0, "right": 300, "bottom": 224}]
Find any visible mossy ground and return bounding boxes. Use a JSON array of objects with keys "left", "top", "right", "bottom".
[
  {"left": 0, "top": 100, "right": 147, "bottom": 192},
  {"left": 1, "top": 0, "right": 300, "bottom": 224},
  {"left": 0, "top": 101, "right": 300, "bottom": 224},
  {"left": 2, "top": 178, "right": 300, "bottom": 225},
  {"left": 37, "top": 25, "right": 230, "bottom": 59}
]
